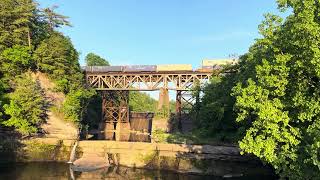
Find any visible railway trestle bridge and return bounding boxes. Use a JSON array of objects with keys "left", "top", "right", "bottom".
[{"left": 85, "top": 69, "right": 213, "bottom": 139}]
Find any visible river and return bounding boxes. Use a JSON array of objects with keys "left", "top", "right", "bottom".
[{"left": 0, "top": 162, "right": 277, "bottom": 180}]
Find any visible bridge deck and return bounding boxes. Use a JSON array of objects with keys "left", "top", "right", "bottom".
[
  {"left": 85, "top": 70, "right": 210, "bottom": 74},
  {"left": 86, "top": 71, "right": 213, "bottom": 91}
]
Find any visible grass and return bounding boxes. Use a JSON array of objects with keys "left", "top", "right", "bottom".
[{"left": 151, "top": 129, "right": 237, "bottom": 146}]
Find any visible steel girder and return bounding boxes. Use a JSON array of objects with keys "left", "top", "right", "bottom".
[{"left": 86, "top": 72, "right": 211, "bottom": 91}]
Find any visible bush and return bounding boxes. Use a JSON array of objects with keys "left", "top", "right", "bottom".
[
  {"left": 2, "top": 74, "right": 48, "bottom": 135},
  {"left": 195, "top": 68, "right": 240, "bottom": 142},
  {"left": 63, "top": 88, "right": 95, "bottom": 124},
  {"left": 0, "top": 45, "right": 33, "bottom": 78}
]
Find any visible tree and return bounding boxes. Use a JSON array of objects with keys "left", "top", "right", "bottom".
[
  {"left": 0, "top": 0, "right": 71, "bottom": 52},
  {"left": 2, "top": 74, "right": 47, "bottom": 135},
  {"left": 195, "top": 66, "right": 240, "bottom": 141},
  {"left": 0, "top": 0, "right": 37, "bottom": 50},
  {"left": 0, "top": 80, "right": 5, "bottom": 122},
  {"left": 41, "top": 5, "right": 71, "bottom": 31},
  {"left": 129, "top": 91, "right": 157, "bottom": 112},
  {"left": 232, "top": 1, "right": 320, "bottom": 178},
  {"left": 85, "top": 53, "right": 110, "bottom": 66},
  {"left": 63, "top": 88, "right": 95, "bottom": 124},
  {"left": 33, "top": 32, "right": 78, "bottom": 77},
  {"left": 0, "top": 0, "right": 93, "bottom": 137},
  {"left": 0, "top": 45, "right": 33, "bottom": 79},
  {"left": 33, "top": 32, "right": 82, "bottom": 93}
]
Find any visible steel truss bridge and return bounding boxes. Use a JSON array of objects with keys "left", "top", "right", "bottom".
[
  {"left": 85, "top": 70, "right": 213, "bottom": 139},
  {"left": 86, "top": 72, "right": 212, "bottom": 91}
]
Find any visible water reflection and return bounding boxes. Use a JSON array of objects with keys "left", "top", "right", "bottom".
[{"left": 0, "top": 162, "right": 277, "bottom": 180}]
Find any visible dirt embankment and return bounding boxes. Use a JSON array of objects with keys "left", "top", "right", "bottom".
[{"left": 31, "top": 72, "right": 78, "bottom": 140}]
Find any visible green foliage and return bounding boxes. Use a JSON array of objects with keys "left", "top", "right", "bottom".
[
  {"left": 54, "top": 78, "right": 69, "bottom": 94},
  {"left": 22, "top": 140, "right": 71, "bottom": 161},
  {"left": 63, "top": 88, "right": 96, "bottom": 124},
  {"left": 0, "top": 0, "right": 72, "bottom": 51},
  {"left": 33, "top": 32, "right": 86, "bottom": 95},
  {"left": 0, "top": 0, "right": 75, "bottom": 70},
  {"left": 152, "top": 129, "right": 170, "bottom": 143},
  {"left": 130, "top": 91, "right": 176, "bottom": 118},
  {"left": 196, "top": 67, "right": 240, "bottom": 142},
  {"left": 152, "top": 128, "right": 195, "bottom": 144},
  {"left": 152, "top": 129, "right": 218, "bottom": 145},
  {"left": 129, "top": 91, "right": 157, "bottom": 112},
  {"left": 42, "top": 5, "right": 71, "bottom": 31},
  {"left": 33, "top": 33, "right": 81, "bottom": 86},
  {"left": 195, "top": 0, "right": 320, "bottom": 178},
  {"left": 0, "top": 45, "right": 33, "bottom": 78},
  {"left": 0, "top": 0, "right": 36, "bottom": 51},
  {"left": 0, "top": 80, "right": 5, "bottom": 121},
  {"left": 85, "top": 52, "right": 110, "bottom": 66},
  {"left": 230, "top": 1, "right": 320, "bottom": 178},
  {"left": 0, "top": 0, "right": 41, "bottom": 134},
  {"left": 2, "top": 74, "right": 47, "bottom": 135},
  {"left": 0, "top": 0, "right": 92, "bottom": 135},
  {"left": 83, "top": 93, "right": 102, "bottom": 129},
  {"left": 129, "top": 91, "right": 176, "bottom": 118}
]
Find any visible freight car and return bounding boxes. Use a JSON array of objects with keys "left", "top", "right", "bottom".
[
  {"left": 85, "top": 64, "right": 194, "bottom": 73},
  {"left": 85, "top": 66, "right": 123, "bottom": 72},
  {"left": 202, "top": 59, "right": 238, "bottom": 66},
  {"left": 123, "top": 65, "right": 157, "bottom": 72},
  {"left": 156, "top": 64, "right": 192, "bottom": 72},
  {"left": 196, "top": 65, "right": 217, "bottom": 72},
  {"left": 196, "top": 59, "right": 239, "bottom": 72}
]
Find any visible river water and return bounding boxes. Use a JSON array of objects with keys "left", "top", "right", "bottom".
[{"left": 0, "top": 162, "right": 277, "bottom": 180}]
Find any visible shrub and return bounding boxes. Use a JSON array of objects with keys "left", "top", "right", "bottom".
[{"left": 2, "top": 74, "right": 48, "bottom": 135}]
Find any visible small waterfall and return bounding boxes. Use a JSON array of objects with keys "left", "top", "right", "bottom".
[
  {"left": 69, "top": 164, "right": 75, "bottom": 180},
  {"left": 68, "top": 140, "right": 78, "bottom": 164}
]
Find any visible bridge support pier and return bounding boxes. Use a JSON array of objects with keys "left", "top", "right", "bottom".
[
  {"left": 176, "top": 90, "right": 182, "bottom": 131},
  {"left": 175, "top": 90, "right": 200, "bottom": 132},
  {"left": 157, "top": 87, "right": 170, "bottom": 117},
  {"left": 99, "top": 90, "right": 130, "bottom": 140}
]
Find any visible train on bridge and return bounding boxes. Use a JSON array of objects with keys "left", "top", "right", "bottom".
[{"left": 84, "top": 59, "right": 238, "bottom": 73}]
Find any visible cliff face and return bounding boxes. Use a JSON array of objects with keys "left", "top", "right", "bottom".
[{"left": 31, "top": 72, "right": 78, "bottom": 140}]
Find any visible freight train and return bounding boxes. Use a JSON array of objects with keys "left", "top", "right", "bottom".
[
  {"left": 84, "top": 64, "right": 193, "bottom": 73},
  {"left": 84, "top": 59, "right": 239, "bottom": 73}
]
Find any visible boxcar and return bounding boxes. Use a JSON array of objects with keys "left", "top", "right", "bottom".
[
  {"left": 123, "top": 65, "right": 157, "bottom": 72},
  {"left": 207, "top": 65, "right": 224, "bottom": 70},
  {"left": 202, "top": 59, "right": 238, "bottom": 66},
  {"left": 196, "top": 65, "right": 225, "bottom": 72},
  {"left": 87, "top": 66, "right": 123, "bottom": 72},
  {"left": 156, "top": 64, "right": 192, "bottom": 72},
  {"left": 196, "top": 66, "right": 213, "bottom": 72}
]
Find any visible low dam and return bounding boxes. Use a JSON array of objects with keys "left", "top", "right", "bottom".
[
  {"left": 0, "top": 137, "right": 275, "bottom": 178},
  {"left": 72, "top": 140, "right": 272, "bottom": 177}
]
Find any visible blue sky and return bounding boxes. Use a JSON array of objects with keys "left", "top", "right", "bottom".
[{"left": 37, "top": 0, "right": 282, "bottom": 68}]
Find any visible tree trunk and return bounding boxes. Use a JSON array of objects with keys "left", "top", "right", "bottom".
[{"left": 27, "top": 28, "right": 31, "bottom": 48}]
